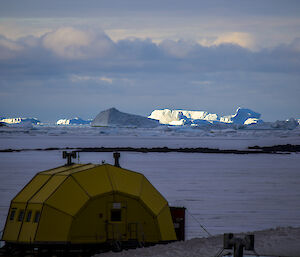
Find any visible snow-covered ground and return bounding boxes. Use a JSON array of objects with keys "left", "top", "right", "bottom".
[
  {"left": 0, "top": 126, "right": 300, "bottom": 256},
  {"left": 95, "top": 227, "right": 300, "bottom": 257}
]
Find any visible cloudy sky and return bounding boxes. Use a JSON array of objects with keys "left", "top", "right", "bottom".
[{"left": 1, "top": 0, "right": 300, "bottom": 121}]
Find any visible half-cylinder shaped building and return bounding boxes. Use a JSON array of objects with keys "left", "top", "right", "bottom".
[{"left": 2, "top": 163, "right": 176, "bottom": 249}]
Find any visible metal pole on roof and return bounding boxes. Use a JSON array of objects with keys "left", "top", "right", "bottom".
[{"left": 113, "top": 152, "right": 121, "bottom": 167}]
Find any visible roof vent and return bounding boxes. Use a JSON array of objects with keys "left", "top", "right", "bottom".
[
  {"left": 113, "top": 152, "right": 121, "bottom": 167},
  {"left": 62, "top": 151, "right": 77, "bottom": 166}
]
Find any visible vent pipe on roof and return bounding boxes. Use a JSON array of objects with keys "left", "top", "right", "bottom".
[
  {"left": 113, "top": 152, "right": 121, "bottom": 167},
  {"left": 62, "top": 151, "right": 77, "bottom": 166}
]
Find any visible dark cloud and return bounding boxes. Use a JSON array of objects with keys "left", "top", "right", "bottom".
[{"left": 2, "top": 30, "right": 300, "bottom": 77}]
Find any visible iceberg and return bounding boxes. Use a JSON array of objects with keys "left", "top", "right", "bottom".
[
  {"left": 56, "top": 117, "right": 91, "bottom": 125},
  {"left": 220, "top": 108, "right": 262, "bottom": 124},
  {"left": 91, "top": 108, "right": 159, "bottom": 128},
  {"left": 271, "top": 118, "right": 299, "bottom": 130},
  {"left": 0, "top": 117, "right": 40, "bottom": 125},
  {"left": 148, "top": 107, "right": 264, "bottom": 127},
  {"left": 149, "top": 109, "right": 219, "bottom": 125}
]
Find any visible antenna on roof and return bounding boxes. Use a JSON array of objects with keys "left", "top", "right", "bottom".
[
  {"left": 62, "top": 151, "right": 77, "bottom": 166},
  {"left": 113, "top": 152, "right": 121, "bottom": 167}
]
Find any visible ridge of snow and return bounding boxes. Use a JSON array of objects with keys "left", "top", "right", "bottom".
[{"left": 91, "top": 107, "right": 159, "bottom": 128}]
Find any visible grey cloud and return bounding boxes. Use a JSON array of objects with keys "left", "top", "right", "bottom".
[
  {"left": 0, "top": 28, "right": 299, "bottom": 121},
  {"left": 0, "top": 29, "right": 300, "bottom": 77}
]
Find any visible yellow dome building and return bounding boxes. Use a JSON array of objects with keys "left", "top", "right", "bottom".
[{"left": 2, "top": 163, "right": 176, "bottom": 254}]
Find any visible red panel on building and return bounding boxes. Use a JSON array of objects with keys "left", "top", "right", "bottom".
[{"left": 170, "top": 207, "right": 186, "bottom": 241}]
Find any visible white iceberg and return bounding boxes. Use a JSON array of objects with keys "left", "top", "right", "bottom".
[
  {"left": 0, "top": 117, "right": 40, "bottom": 125},
  {"left": 220, "top": 108, "right": 262, "bottom": 124},
  {"left": 149, "top": 109, "right": 219, "bottom": 125},
  {"left": 148, "top": 107, "right": 264, "bottom": 127},
  {"left": 56, "top": 117, "right": 91, "bottom": 125}
]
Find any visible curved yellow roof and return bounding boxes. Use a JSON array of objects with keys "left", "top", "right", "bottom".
[{"left": 13, "top": 163, "right": 168, "bottom": 217}]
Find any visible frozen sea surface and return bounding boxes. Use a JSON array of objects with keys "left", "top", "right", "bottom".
[
  {"left": 1, "top": 125, "right": 300, "bottom": 150},
  {"left": 0, "top": 150, "right": 299, "bottom": 240},
  {"left": 0, "top": 126, "right": 300, "bottom": 240}
]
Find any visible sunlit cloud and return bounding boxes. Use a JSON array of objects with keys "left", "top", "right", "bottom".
[
  {"left": 43, "top": 27, "right": 91, "bottom": 59},
  {"left": 213, "top": 32, "right": 255, "bottom": 50},
  {"left": 99, "top": 77, "right": 113, "bottom": 84},
  {"left": 42, "top": 27, "right": 113, "bottom": 59}
]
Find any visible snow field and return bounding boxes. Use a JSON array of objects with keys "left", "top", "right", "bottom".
[{"left": 95, "top": 227, "right": 300, "bottom": 257}]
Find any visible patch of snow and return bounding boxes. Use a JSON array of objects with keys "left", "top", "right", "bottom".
[
  {"left": 169, "top": 120, "right": 186, "bottom": 126},
  {"left": 92, "top": 108, "right": 159, "bottom": 128},
  {"left": 244, "top": 118, "right": 263, "bottom": 125}
]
